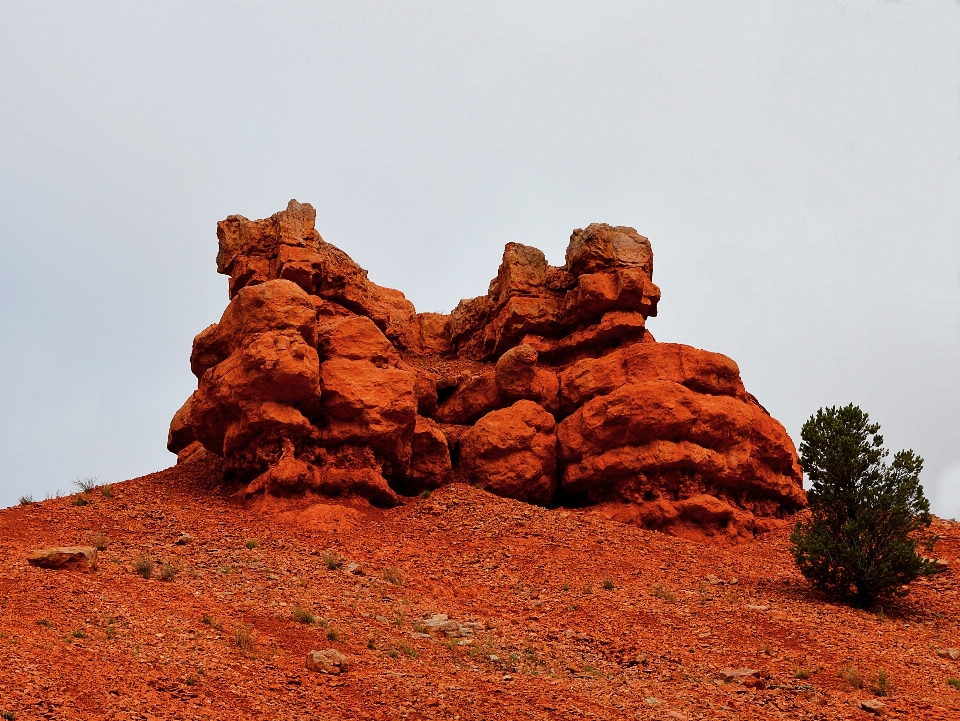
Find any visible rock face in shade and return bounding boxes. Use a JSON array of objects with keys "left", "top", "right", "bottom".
[{"left": 169, "top": 200, "right": 805, "bottom": 540}]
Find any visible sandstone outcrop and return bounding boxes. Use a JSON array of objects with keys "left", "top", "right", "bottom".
[
  {"left": 169, "top": 199, "right": 805, "bottom": 539},
  {"left": 27, "top": 547, "right": 98, "bottom": 573}
]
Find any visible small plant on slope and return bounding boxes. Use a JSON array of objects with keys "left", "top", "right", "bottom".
[
  {"left": 841, "top": 664, "right": 865, "bottom": 690},
  {"left": 790, "top": 404, "right": 937, "bottom": 608},
  {"left": 73, "top": 476, "right": 99, "bottom": 493},
  {"left": 133, "top": 557, "right": 154, "bottom": 579},
  {"left": 291, "top": 608, "right": 314, "bottom": 624},
  {"left": 234, "top": 625, "right": 255, "bottom": 654},
  {"left": 18, "top": 495, "right": 33, "bottom": 506},
  {"left": 871, "top": 668, "right": 892, "bottom": 696},
  {"left": 382, "top": 567, "right": 404, "bottom": 586},
  {"left": 651, "top": 582, "right": 676, "bottom": 603},
  {"left": 91, "top": 531, "right": 109, "bottom": 551}
]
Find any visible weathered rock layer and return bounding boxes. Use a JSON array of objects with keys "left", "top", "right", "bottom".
[{"left": 169, "top": 200, "right": 805, "bottom": 540}]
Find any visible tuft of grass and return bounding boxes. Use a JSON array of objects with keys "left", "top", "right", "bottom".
[
  {"left": 367, "top": 638, "right": 376, "bottom": 650},
  {"left": 234, "top": 625, "right": 254, "bottom": 654},
  {"left": 160, "top": 562, "right": 177, "bottom": 582},
  {"left": 71, "top": 629, "right": 86, "bottom": 639},
  {"left": 74, "top": 476, "right": 99, "bottom": 493},
  {"left": 1, "top": 710, "right": 16, "bottom": 720},
  {"left": 651, "top": 582, "right": 676, "bottom": 603},
  {"left": 100, "top": 484, "right": 114, "bottom": 499},
  {"left": 202, "top": 615, "right": 223, "bottom": 631},
  {"left": 133, "top": 557, "right": 154, "bottom": 579},
  {"left": 291, "top": 608, "right": 314, "bottom": 625},
  {"left": 104, "top": 626, "right": 116, "bottom": 640},
  {"left": 419, "top": 489, "right": 432, "bottom": 499},
  {"left": 872, "top": 669, "right": 892, "bottom": 697},
  {"left": 947, "top": 678, "right": 960, "bottom": 691},
  {"left": 794, "top": 666, "right": 818, "bottom": 680},
  {"left": 36, "top": 619, "right": 51, "bottom": 628},
  {"left": 73, "top": 496, "right": 88, "bottom": 507},
  {"left": 91, "top": 531, "right": 109, "bottom": 551},
  {"left": 245, "top": 539, "right": 258, "bottom": 550},
  {"left": 602, "top": 577, "right": 615, "bottom": 590},
  {"left": 387, "top": 648, "right": 399, "bottom": 659},
  {"left": 322, "top": 552, "right": 343, "bottom": 570},
  {"left": 841, "top": 664, "right": 864, "bottom": 690},
  {"left": 382, "top": 567, "right": 404, "bottom": 586},
  {"left": 399, "top": 643, "right": 418, "bottom": 658},
  {"left": 326, "top": 628, "right": 339, "bottom": 642},
  {"left": 184, "top": 675, "right": 197, "bottom": 686},
  {"left": 18, "top": 495, "right": 33, "bottom": 506}
]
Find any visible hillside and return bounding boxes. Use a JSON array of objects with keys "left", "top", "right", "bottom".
[{"left": 2, "top": 457, "right": 959, "bottom": 720}]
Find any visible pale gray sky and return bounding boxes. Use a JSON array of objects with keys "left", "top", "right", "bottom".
[{"left": 2, "top": 1, "right": 959, "bottom": 514}]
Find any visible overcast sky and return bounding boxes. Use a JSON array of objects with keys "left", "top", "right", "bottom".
[{"left": 1, "top": 0, "right": 958, "bottom": 515}]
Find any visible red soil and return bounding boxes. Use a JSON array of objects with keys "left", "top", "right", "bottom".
[{"left": 2, "top": 459, "right": 959, "bottom": 720}]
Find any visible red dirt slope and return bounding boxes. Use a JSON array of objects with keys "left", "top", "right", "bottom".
[{"left": 1, "top": 458, "right": 959, "bottom": 720}]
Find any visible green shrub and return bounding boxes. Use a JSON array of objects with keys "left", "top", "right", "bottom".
[
  {"left": 1, "top": 710, "right": 16, "bottom": 720},
  {"left": 245, "top": 539, "right": 258, "bottom": 550},
  {"left": 602, "top": 577, "right": 615, "bottom": 590},
  {"left": 100, "top": 484, "right": 114, "bottom": 498},
  {"left": 947, "top": 678, "right": 960, "bottom": 690},
  {"left": 790, "top": 404, "right": 936, "bottom": 608},
  {"left": 17, "top": 495, "right": 33, "bottom": 506}
]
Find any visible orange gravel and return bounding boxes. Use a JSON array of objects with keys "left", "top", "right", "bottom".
[{"left": 2, "top": 458, "right": 960, "bottom": 720}]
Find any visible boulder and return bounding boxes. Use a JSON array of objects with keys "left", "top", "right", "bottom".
[
  {"left": 27, "top": 547, "right": 98, "bottom": 573},
  {"left": 860, "top": 699, "right": 886, "bottom": 716},
  {"left": 407, "top": 416, "right": 453, "bottom": 490},
  {"left": 459, "top": 400, "right": 557, "bottom": 505},
  {"left": 306, "top": 649, "right": 349, "bottom": 675}
]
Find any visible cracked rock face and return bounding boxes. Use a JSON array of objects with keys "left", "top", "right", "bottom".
[{"left": 169, "top": 199, "right": 805, "bottom": 540}]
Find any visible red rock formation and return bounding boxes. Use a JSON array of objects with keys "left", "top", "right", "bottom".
[{"left": 169, "top": 200, "right": 804, "bottom": 538}]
